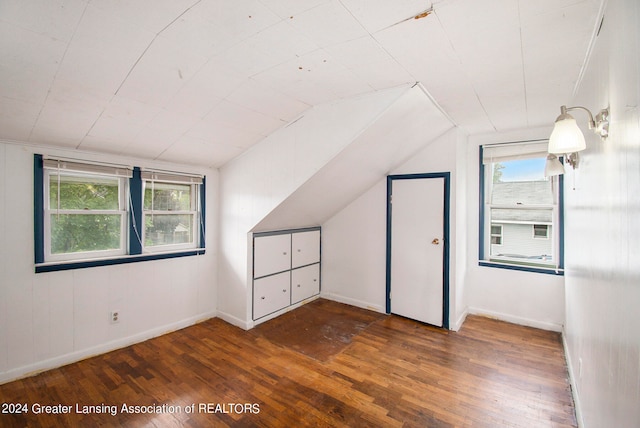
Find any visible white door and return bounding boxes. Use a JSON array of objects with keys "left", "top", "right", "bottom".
[{"left": 389, "top": 176, "right": 445, "bottom": 327}]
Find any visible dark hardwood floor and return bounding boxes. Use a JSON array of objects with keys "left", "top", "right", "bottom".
[{"left": 0, "top": 299, "right": 576, "bottom": 427}]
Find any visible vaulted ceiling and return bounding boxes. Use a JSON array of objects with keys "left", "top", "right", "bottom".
[{"left": 0, "top": 0, "right": 601, "bottom": 168}]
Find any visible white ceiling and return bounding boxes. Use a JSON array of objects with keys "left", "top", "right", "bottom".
[{"left": 0, "top": 0, "right": 601, "bottom": 168}]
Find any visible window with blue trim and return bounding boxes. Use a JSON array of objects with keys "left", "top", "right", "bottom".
[
  {"left": 479, "top": 141, "right": 563, "bottom": 274},
  {"left": 34, "top": 155, "right": 205, "bottom": 272},
  {"left": 141, "top": 170, "right": 203, "bottom": 253}
]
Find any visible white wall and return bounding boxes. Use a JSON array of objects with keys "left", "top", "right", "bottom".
[
  {"left": 563, "top": 0, "right": 640, "bottom": 426},
  {"left": 323, "top": 123, "right": 567, "bottom": 333},
  {"left": 465, "top": 128, "right": 566, "bottom": 332},
  {"left": 217, "top": 85, "right": 456, "bottom": 328},
  {"left": 322, "top": 128, "right": 469, "bottom": 329},
  {"left": 217, "top": 86, "right": 412, "bottom": 328},
  {"left": 0, "top": 141, "right": 218, "bottom": 384}
]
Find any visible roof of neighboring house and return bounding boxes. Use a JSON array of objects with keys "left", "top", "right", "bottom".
[{"left": 491, "top": 181, "right": 553, "bottom": 224}]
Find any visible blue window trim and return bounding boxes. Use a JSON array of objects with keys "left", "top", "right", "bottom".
[
  {"left": 129, "top": 167, "right": 143, "bottom": 255},
  {"left": 478, "top": 146, "right": 564, "bottom": 276},
  {"left": 33, "top": 154, "right": 206, "bottom": 273},
  {"left": 385, "top": 172, "right": 450, "bottom": 329},
  {"left": 199, "top": 176, "right": 206, "bottom": 249},
  {"left": 34, "top": 154, "right": 45, "bottom": 264}
]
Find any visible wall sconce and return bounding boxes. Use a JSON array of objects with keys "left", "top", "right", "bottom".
[
  {"left": 548, "top": 105, "right": 610, "bottom": 160},
  {"left": 544, "top": 154, "right": 565, "bottom": 177}
]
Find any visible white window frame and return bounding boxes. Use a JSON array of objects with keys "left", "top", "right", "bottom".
[
  {"left": 43, "top": 160, "right": 130, "bottom": 262},
  {"left": 480, "top": 141, "right": 563, "bottom": 272},
  {"left": 141, "top": 171, "right": 203, "bottom": 254}
]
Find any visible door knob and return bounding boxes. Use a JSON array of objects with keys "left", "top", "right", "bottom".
[{"left": 432, "top": 238, "right": 440, "bottom": 245}]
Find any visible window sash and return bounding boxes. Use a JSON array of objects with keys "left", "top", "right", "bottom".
[
  {"left": 45, "top": 212, "right": 127, "bottom": 261},
  {"left": 481, "top": 145, "right": 561, "bottom": 270},
  {"left": 141, "top": 180, "right": 200, "bottom": 252},
  {"left": 43, "top": 169, "right": 128, "bottom": 261}
]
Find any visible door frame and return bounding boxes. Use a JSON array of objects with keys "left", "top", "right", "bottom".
[{"left": 385, "top": 172, "right": 450, "bottom": 329}]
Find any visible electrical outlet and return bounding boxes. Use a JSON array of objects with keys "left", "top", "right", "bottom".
[{"left": 110, "top": 311, "right": 120, "bottom": 324}]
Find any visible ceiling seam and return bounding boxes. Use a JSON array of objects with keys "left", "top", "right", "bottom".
[
  {"left": 112, "top": 0, "right": 203, "bottom": 98},
  {"left": 572, "top": 0, "right": 608, "bottom": 98},
  {"left": 353, "top": 4, "right": 460, "bottom": 129},
  {"left": 27, "top": 1, "right": 91, "bottom": 143},
  {"left": 79, "top": 0, "right": 204, "bottom": 150},
  {"left": 431, "top": 9, "right": 497, "bottom": 132},
  {"left": 517, "top": 1, "right": 530, "bottom": 128},
  {"left": 335, "top": 1, "right": 423, "bottom": 92}
]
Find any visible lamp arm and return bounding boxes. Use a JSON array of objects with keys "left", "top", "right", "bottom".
[{"left": 562, "top": 105, "right": 596, "bottom": 129}]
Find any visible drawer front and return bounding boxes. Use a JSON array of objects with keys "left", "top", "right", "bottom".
[
  {"left": 254, "top": 233, "right": 291, "bottom": 278},
  {"left": 291, "top": 230, "right": 320, "bottom": 268},
  {"left": 291, "top": 263, "right": 320, "bottom": 305},
  {"left": 253, "top": 271, "right": 291, "bottom": 320}
]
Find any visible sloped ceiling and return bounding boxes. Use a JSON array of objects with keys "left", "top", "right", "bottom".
[
  {"left": 0, "top": 0, "right": 601, "bottom": 168},
  {"left": 253, "top": 83, "right": 454, "bottom": 231}
]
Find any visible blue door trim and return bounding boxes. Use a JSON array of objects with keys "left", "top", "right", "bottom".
[{"left": 386, "top": 172, "right": 451, "bottom": 329}]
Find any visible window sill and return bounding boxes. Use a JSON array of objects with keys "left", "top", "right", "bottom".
[
  {"left": 35, "top": 249, "right": 206, "bottom": 273},
  {"left": 478, "top": 260, "right": 564, "bottom": 276}
]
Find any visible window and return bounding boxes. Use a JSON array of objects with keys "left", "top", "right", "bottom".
[
  {"left": 34, "top": 156, "right": 206, "bottom": 272},
  {"left": 141, "top": 171, "right": 203, "bottom": 252},
  {"left": 43, "top": 159, "right": 130, "bottom": 262},
  {"left": 533, "top": 224, "right": 549, "bottom": 239},
  {"left": 491, "top": 225, "right": 503, "bottom": 245},
  {"left": 479, "top": 141, "right": 563, "bottom": 274}
]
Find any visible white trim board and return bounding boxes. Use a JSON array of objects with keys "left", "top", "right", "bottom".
[
  {"left": 0, "top": 310, "right": 217, "bottom": 385},
  {"left": 320, "top": 292, "right": 385, "bottom": 314},
  {"left": 562, "top": 329, "right": 585, "bottom": 428},
  {"left": 467, "top": 307, "right": 563, "bottom": 332}
]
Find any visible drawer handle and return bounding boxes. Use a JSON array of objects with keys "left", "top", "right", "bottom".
[
  {"left": 313, "top": 279, "right": 317, "bottom": 282},
  {"left": 282, "top": 289, "right": 287, "bottom": 293},
  {"left": 261, "top": 296, "right": 265, "bottom": 300},
  {"left": 297, "top": 284, "right": 301, "bottom": 287},
  {"left": 297, "top": 249, "right": 301, "bottom": 252}
]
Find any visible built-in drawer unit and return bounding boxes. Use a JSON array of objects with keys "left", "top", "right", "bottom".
[
  {"left": 253, "top": 271, "right": 291, "bottom": 320},
  {"left": 252, "top": 227, "right": 321, "bottom": 321},
  {"left": 291, "top": 263, "right": 320, "bottom": 305}
]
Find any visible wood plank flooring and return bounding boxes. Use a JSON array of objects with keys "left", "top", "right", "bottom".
[{"left": 0, "top": 299, "right": 576, "bottom": 427}]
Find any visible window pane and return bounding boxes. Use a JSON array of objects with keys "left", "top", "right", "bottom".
[
  {"left": 145, "top": 214, "right": 194, "bottom": 246},
  {"left": 50, "top": 174, "right": 119, "bottom": 210},
  {"left": 51, "top": 214, "right": 122, "bottom": 254},
  {"left": 144, "top": 182, "right": 191, "bottom": 211},
  {"left": 492, "top": 157, "right": 546, "bottom": 183}
]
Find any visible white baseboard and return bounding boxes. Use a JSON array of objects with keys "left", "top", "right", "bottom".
[
  {"left": 467, "top": 307, "right": 563, "bottom": 332},
  {"left": 320, "top": 292, "right": 385, "bottom": 314},
  {"left": 0, "top": 310, "right": 217, "bottom": 385},
  {"left": 562, "top": 330, "right": 584, "bottom": 428},
  {"left": 451, "top": 307, "right": 469, "bottom": 331},
  {"left": 216, "top": 310, "right": 253, "bottom": 330}
]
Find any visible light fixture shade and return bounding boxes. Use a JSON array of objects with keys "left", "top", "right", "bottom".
[
  {"left": 548, "top": 114, "right": 586, "bottom": 154},
  {"left": 544, "top": 154, "right": 565, "bottom": 177}
]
